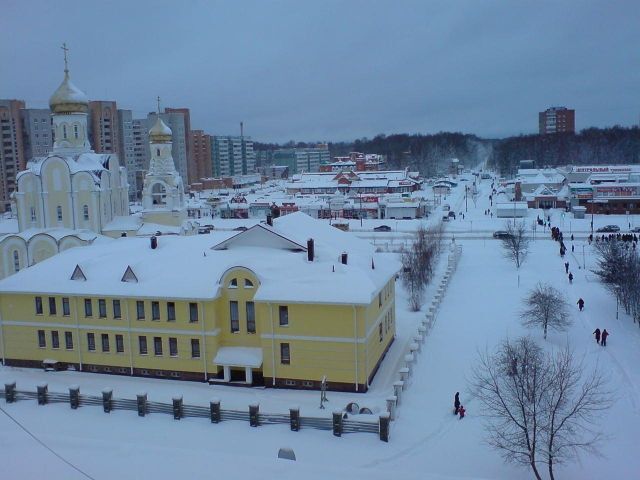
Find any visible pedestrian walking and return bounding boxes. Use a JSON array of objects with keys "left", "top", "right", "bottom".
[
  {"left": 601, "top": 329, "right": 609, "bottom": 347},
  {"left": 565, "top": 262, "right": 569, "bottom": 274},
  {"left": 458, "top": 405, "right": 466, "bottom": 420},
  {"left": 593, "top": 328, "right": 601, "bottom": 345},
  {"left": 454, "top": 392, "right": 460, "bottom": 415},
  {"left": 572, "top": 244, "right": 575, "bottom": 253},
  {"left": 568, "top": 272, "right": 573, "bottom": 284},
  {"left": 577, "top": 298, "right": 584, "bottom": 311}
]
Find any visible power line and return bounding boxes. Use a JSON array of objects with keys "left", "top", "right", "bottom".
[{"left": 0, "top": 404, "right": 97, "bottom": 480}]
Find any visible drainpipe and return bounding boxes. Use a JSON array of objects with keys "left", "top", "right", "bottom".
[
  {"left": 0, "top": 298, "right": 5, "bottom": 365},
  {"left": 200, "top": 300, "right": 208, "bottom": 381},
  {"left": 73, "top": 297, "right": 83, "bottom": 371},
  {"left": 353, "top": 305, "right": 358, "bottom": 392},
  {"left": 270, "top": 303, "right": 276, "bottom": 386},
  {"left": 125, "top": 299, "right": 133, "bottom": 375}
]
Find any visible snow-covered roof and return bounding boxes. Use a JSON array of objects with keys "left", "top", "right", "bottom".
[
  {"left": 214, "top": 347, "right": 263, "bottom": 368},
  {"left": 18, "top": 152, "right": 113, "bottom": 185},
  {"left": 0, "top": 212, "right": 399, "bottom": 305}
]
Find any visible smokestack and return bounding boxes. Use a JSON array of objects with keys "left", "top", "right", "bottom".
[
  {"left": 240, "top": 121, "right": 244, "bottom": 137},
  {"left": 150, "top": 236, "right": 158, "bottom": 249},
  {"left": 340, "top": 252, "right": 348, "bottom": 265},
  {"left": 307, "top": 239, "right": 314, "bottom": 262},
  {"left": 266, "top": 214, "right": 273, "bottom": 227}
]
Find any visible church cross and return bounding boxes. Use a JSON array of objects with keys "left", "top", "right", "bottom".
[{"left": 61, "top": 42, "right": 69, "bottom": 73}]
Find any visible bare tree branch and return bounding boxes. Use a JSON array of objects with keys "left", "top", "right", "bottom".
[{"left": 521, "top": 283, "right": 571, "bottom": 339}]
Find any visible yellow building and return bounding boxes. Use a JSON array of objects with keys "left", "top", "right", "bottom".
[{"left": 0, "top": 212, "right": 399, "bottom": 392}]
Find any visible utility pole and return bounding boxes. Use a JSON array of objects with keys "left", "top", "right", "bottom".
[{"left": 465, "top": 185, "right": 468, "bottom": 213}]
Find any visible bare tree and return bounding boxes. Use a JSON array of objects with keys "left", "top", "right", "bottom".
[
  {"left": 542, "top": 346, "right": 613, "bottom": 480},
  {"left": 472, "top": 337, "right": 612, "bottom": 480},
  {"left": 501, "top": 220, "right": 530, "bottom": 269},
  {"left": 472, "top": 337, "right": 548, "bottom": 480},
  {"left": 521, "top": 283, "right": 571, "bottom": 339},
  {"left": 401, "top": 248, "right": 425, "bottom": 311}
]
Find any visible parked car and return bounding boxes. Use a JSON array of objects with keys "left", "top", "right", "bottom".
[
  {"left": 448, "top": 211, "right": 456, "bottom": 219},
  {"left": 596, "top": 225, "right": 621, "bottom": 233},
  {"left": 374, "top": 225, "right": 392, "bottom": 232},
  {"left": 493, "top": 230, "right": 513, "bottom": 239},
  {"left": 233, "top": 226, "right": 248, "bottom": 231}
]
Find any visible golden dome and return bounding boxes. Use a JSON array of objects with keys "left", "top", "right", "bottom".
[
  {"left": 149, "top": 116, "right": 172, "bottom": 143},
  {"left": 49, "top": 71, "right": 88, "bottom": 114}
]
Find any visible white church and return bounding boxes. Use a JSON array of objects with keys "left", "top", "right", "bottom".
[{"left": 0, "top": 47, "right": 193, "bottom": 279}]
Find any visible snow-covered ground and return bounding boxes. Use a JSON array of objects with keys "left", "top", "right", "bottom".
[{"left": 1, "top": 175, "right": 639, "bottom": 479}]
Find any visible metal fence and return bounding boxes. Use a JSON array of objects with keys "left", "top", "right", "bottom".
[{"left": 0, "top": 383, "right": 389, "bottom": 441}]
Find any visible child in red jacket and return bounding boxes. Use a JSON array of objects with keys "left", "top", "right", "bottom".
[{"left": 458, "top": 405, "right": 466, "bottom": 419}]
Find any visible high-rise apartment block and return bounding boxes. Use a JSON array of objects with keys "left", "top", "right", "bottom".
[
  {"left": 164, "top": 107, "right": 193, "bottom": 183},
  {"left": 539, "top": 106, "right": 575, "bottom": 134},
  {"left": 88, "top": 101, "right": 120, "bottom": 154},
  {"left": 117, "top": 109, "right": 136, "bottom": 200},
  {"left": 189, "top": 130, "right": 212, "bottom": 183},
  {"left": 212, "top": 135, "right": 256, "bottom": 177},
  {"left": 0, "top": 100, "right": 26, "bottom": 212},
  {"left": 131, "top": 118, "right": 150, "bottom": 200},
  {"left": 20, "top": 108, "right": 53, "bottom": 160},
  {"left": 272, "top": 145, "right": 330, "bottom": 174}
]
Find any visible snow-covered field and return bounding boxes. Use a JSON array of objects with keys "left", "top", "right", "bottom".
[{"left": 1, "top": 177, "right": 639, "bottom": 479}]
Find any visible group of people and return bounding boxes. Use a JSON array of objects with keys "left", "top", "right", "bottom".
[{"left": 592, "top": 328, "right": 610, "bottom": 346}]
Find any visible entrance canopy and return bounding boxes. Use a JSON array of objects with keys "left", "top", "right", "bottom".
[{"left": 214, "top": 347, "right": 263, "bottom": 368}]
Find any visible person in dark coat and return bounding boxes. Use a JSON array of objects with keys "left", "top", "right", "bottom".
[
  {"left": 568, "top": 272, "right": 573, "bottom": 283},
  {"left": 458, "top": 405, "right": 466, "bottom": 419},
  {"left": 577, "top": 298, "right": 584, "bottom": 311},
  {"left": 565, "top": 262, "right": 569, "bottom": 274},
  {"left": 593, "top": 328, "right": 601, "bottom": 345},
  {"left": 601, "top": 329, "right": 609, "bottom": 347},
  {"left": 454, "top": 392, "right": 460, "bottom": 415}
]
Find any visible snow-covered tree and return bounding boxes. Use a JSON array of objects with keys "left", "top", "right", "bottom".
[
  {"left": 521, "top": 283, "right": 571, "bottom": 339},
  {"left": 500, "top": 220, "right": 530, "bottom": 269}
]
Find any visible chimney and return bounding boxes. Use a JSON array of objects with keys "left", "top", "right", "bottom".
[
  {"left": 150, "top": 236, "right": 158, "bottom": 249},
  {"left": 307, "top": 238, "right": 314, "bottom": 262},
  {"left": 266, "top": 214, "right": 273, "bottom": 227},
  {"left": 340, "top": 252, "right": 348, "bottom": 265}
]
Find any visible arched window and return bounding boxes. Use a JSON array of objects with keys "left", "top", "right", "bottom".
[
  {"left": 74, "top": 124, "right": 79, "bottom": 139},
  {"left": 30, "top": 207, "right": 36, "bottom": 222},
  {"left": 62, "top": 124, "right": 67, "bottom": 139},
  {"left": 151, "top": 183, "right": 167, "bottom": 206},
  {"left": 57, "top": 205, "right": 63, "bottom": 221},
  {"left": 156, "top": 148, "right": 160, "bottom": 156},
  {"left": 244, "top": 279, "right": 254, "bottom": 288},
  {"left": 83, "top": 205, "right": 89, "bottom": 221},
  {"left": 13, "top": 250, "right": 20, "bottom": 273},
  {"left": 228, "top": 278, "right": 238, "bottom": 288}
]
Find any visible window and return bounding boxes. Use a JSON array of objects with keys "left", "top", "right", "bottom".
[
  {"left": 379, "top": 323, "right": 383, "bottom": 342},
  {"left": 73, "top": 124, "right": 79, "bottom": 139},
  {"left": 138, "top": 336, "right": 148, "bottom": 355},
  {"left": 101, "top": 334, "right": 110, "bottom": 352},
  {"left": 35, "top": 296, "right": 43, "bottom": 315},
  {"left": 87, "top": 333, "right": 96, "bottom": 351},
  {"left": 280, "top": 343, "right": 290, "bottom": 364},
  {"left": 279, "top": 306, "right": 289, "bottom": 327},
  {"left": 65, "top": 331, "right": 73, "bottom": 350},
  {"left": 112, "top": 299, "right": 121, "bottom": 319},
  {"left": 156, "top": 148, "right": 160, "bottom": 156},
  {"left": 228, "top": 278, "right": 238, "bottom": 288},
  {"left": 48, "top": 297, "right": 57, "bottom": 315},
  {"left": 51, "top": 331, "right": 60, "bottom": 349},
  {"left": 136, "top": 301, "right": 145, "bottom": 320},
  {"left": 169, "top": 337, "right": 178, "bottom": 357},
  {"left": 13, "top": 250, "right": 19, "bottom": 272},
  {"left": 115, "top": 334, "right": 124, "bottom": 353},
  {"left": 154, "top": 337, "right": 163, "bottom": 356},
  {"left": 189, "top": 303, "right": 198, "bottom": 322},
  {"left": 30, "top": 207, "right": 36, "bottom": 222},
  {"left": 62, "top": 124, "right": 67, "bottom": 139},
  {"left": 57, "top": 205, "right": 63, "bottom": 222},
  {"left": 379, "top": 292, "right": 382, "bottom": 307},
  {"left": 167, "top": 302, "right": 176, "bottom": 321},
  {"left": 83, "top": 205, "right": 89, "bottom": 221},
  {"left": 244, "top": 278, "right": 254, "bottom": 288},
  {"left": 246, "top": 301, "right": 256, "bottom": 333},
  {"left": 62, "top": 297, "right": 70, "bottom": 316},
  {"left": 152, "top": 301, "right": 160, "bottom": 320},
  {"left": 37, "top": 330, "right": 46, "bottom": 348},
  {"left": 230, "top": 301, "right": 239, "bottom": 332},
  {"left": 98, "top": 299, "right": 107, "bottom": 318},
  {"left": 84, "top": 299, "right": 92, "bottom": 317},
  {"left": 191, "top": 339, "right": 200, "bottom": 358}
]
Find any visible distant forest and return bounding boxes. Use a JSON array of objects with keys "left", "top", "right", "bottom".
[{"left": 255, "top": 126, "right": 639, "bottom": 176}]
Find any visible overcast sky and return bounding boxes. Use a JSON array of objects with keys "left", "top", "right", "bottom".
[{"left": 1, "top": 0, "right": 638, "bottom": 143}]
